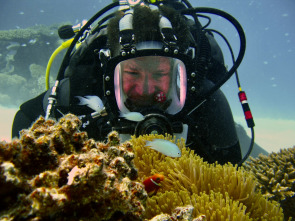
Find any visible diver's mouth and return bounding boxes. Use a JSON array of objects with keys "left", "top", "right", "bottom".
[
  {"left": 127, "top": 95, "right": 154, "bottom": 105},
  {"left": 125, "top": 90, "right": 168, "bottom": 104},
  {"left": 124, "top": 96, "right": 172, "bottom": 112}
]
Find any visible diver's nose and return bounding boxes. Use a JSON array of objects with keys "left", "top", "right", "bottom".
[
  {"left": 142, "top": 74, "right": 155, "bottom": 95},
  {"left": 134, "top": 76, "right": 148, "bottom": 96}
]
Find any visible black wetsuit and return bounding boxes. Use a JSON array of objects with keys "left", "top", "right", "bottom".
[{"left": 12, "top": 30, "right": 242, "bottom": 165}]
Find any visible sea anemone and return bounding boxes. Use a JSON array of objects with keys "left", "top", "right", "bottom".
[{"left": 131, "top": 134, "right": 284, "bottom": 220}]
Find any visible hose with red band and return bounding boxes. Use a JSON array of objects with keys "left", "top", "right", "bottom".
[{"left": 238, "top": 91, "right": 255, "bottom": 128}]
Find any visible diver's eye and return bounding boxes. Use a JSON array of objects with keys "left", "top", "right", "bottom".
[
  {"left": 125, "top": 71, "right": 139, "bottom": 77},
  {"left": 152, "top": 72, "right": 167, "bottom": 80}
]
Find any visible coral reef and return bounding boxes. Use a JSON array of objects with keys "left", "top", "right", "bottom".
[
  {"left": 0, "top": 114, "right": 147, "bottom": 220},
  {"left": 131, "top": 134, "right": 284, "bottom": 220},
  {"left": 0, "top": 25, "right": 58, "bottom": 40},
  {"left": 0, "top": 73, "right": 26, "bottom": 92},
  {"left": 28, "top": 63, "right": 54, "bottom": 97},
  {"left": 0, "top": 25, "right": 62, "bottom": 107},
  {"left": 0, "top": 113, "right": 289, "bottom": 220},
  {"left": 244, "top": 147, "right": 295, "bottom": 220}
]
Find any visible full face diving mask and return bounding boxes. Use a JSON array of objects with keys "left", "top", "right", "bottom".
[{"left": 101, "top": 40, "right": 194, "bottom": 140}]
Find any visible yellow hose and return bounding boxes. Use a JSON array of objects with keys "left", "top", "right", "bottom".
[{"left": 45, "top": 38, "right": 74, "bottom": 90}]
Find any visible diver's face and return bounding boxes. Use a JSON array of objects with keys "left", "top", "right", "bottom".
[{"left": 121, "top": 56, "right": 171, "bottom": 106}]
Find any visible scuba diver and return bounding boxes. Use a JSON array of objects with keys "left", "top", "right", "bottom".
[{"left": 12, "top": 0, "right": 255, "bottom": 165}]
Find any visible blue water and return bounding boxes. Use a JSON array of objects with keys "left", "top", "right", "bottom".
[{"left": 0, "top": 0, "right": 294, "bottom": 121}]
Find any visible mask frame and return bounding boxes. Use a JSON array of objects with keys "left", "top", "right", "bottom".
[{"left": 100, "top": 44, "right": 197, "bottom": 121}]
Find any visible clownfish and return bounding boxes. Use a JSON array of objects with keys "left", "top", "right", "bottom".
[{"left": 143, "top": 174, "right": 164, "bottom": 195}]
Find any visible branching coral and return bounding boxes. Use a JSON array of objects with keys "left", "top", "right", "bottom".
[
  {"left": 244, "top": 147, "right": 295, "bottom": 220},
  {"left": 0, "top": 114, "right": 147, "bottom": 220},
  {"left": 131, "top": 134, "right": 284, "bottom": 220}
]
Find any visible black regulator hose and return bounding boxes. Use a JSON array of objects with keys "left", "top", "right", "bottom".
[
  {"left": 181, "top": 0, "right": 193, "bottom": 8},
  {"left": 181, "top": 7, "right": 246, "bottom": 113},
  {"left": 56, "top": 2, "right": 119, "bottom": 82}
]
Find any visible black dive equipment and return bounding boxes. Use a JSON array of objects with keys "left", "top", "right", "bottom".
[
  {"left": 58, "top": 20, "right": 89, "bottom": 39},
  {"left": 58, "top": 25, "right": 75, "bottom": 39},
  {"left": 46, "top": 0, "right": 255, "bottom": 166}
]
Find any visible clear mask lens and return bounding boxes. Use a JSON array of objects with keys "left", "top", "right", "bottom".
[{"left": 114, "top": 56, "right": 187, "bottom": 115}]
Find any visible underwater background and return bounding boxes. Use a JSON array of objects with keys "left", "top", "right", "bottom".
[{"left": 0, "top": 0, "right": 294, "bottom": 154}]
